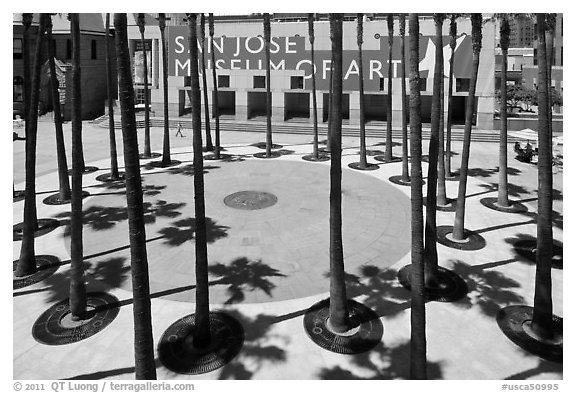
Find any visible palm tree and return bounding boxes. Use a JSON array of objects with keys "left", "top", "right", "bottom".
[
  {"left": 545, "top": 14, "right": 556, "bottom": 157},
  {"left": 264, "top": 13, "right": 273, "bottom": 158},
  {"left": 209, "top": 13, "right": 221, "bottom": 159},
  {"left": 384, "top": 14, "right": 394, "bottom": 162},
  {"left": 444, "top": 14, "right": 459, "bottom": 179},
  {"left": 327, "top": 13, "right": 349, "bottom": 333},
  {"left": 309, "top": 13, "right": 320, "bottom": 160},
  {"left": 159, "top": 13, "right": 173, "bottom": 166},
  {"left": 15, "top": 13, "right": 45, "bottom": 277},
  {"left": 452, "top": 14, "right": 483, "bottom": 241},
  {"left": 137, "top": 13, "right": 152, "bottom": 158},
  {"left": 188, "top": 13, "right": 211, "bottom": 346},
  {"left": 68, "top": 13, "right": 87, "bottom": 319},
  {"left": 200, "top": 14, "right": 214, "bottom": 152},
  {"left": 435, "top": 15, "right": 448, "bottom": 207},
  {"left": 399, "top": 14, "right": 410, "bottom": 183},
  {"left": 497, "top": 14, "right": 511, "bottom": 208},
  {"left": 114, "top": 13, "right": 157, "bottom": 379},
  {"left": 105, "top": 13, "right": 121, "bottom": 180},
  {"left": 356, "top": 13, "right": 368, "bottom": 168},
  {"left": 47, "top": 14, "right": 72, "bottom": 201},
  {"left": 408, "top": 13, "right": 427, "bottom": 380}
]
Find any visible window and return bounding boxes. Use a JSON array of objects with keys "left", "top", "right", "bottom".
[
  {"left": 419, "top": 78, "right": 427, "bottom": 91},
  {"left": 13, "top": 38, "right": 23, "bottom": 59},
  {"left": 91, "top": 40, "right": 97, "bottom": 60},
  {"left": 134, "top": 88, "right": 150, "bottom": 106},
  {"left": 218, "top": 75, "right": 230, "bottom": 88},
  {"left": 66, "top": 39, "right": 72, "bottom": 59},
  {"left": 379, "top": 77, "right": 384, "bottom": 91},
  {"left": 456, "top": 78, "right": 470, "bottom": 92},
  {"left": 13, "top": 76, "right": 24, "bottom": 102},
  {"left": 253, "top": 75, "right": 266, "bottom": 88},
  {"left": 290, "top": 76, "right": 304, "bottom": 89}
]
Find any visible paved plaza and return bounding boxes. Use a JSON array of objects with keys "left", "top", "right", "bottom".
[{"left": 12, "top": 118, "right": 563, "bottom": 380}]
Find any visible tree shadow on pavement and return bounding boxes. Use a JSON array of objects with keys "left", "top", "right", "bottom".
[
  {"left": 157, "top": 216, "right": 230, "bottom": 246},
  {"left": 503, "top": 359, "right": 563, "bottom": 380}
]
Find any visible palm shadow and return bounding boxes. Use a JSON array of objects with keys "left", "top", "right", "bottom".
[
  {"left": 504, "top": 233, "right": 563, "bottom": 268},
  {"left": 504, "top": 359, "right": 563, "bottom": 380},
  {"left": 156, "top": 216, "right": 230, "bottom": 246},
  {"left": 157, "top": 163, "right": 221, "bottom": 177},
  {"left": 464, "top": 166, "right": 523, "bottom": 178},
  {"left": 208, "top": 257, "right": 286, "bottom": 304}
]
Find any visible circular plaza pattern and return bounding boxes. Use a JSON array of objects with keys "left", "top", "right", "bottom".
[{"left": 60, "top": 158, "right": 411, "bottom": 304}]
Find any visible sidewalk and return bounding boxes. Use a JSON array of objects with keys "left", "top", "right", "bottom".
[{"left": 12, "top": 120, "right": 563, "bottom": 380}]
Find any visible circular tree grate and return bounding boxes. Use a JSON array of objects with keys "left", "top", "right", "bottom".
[
  {"left": 388, "top": 175, "right": 414, "bottom": 187},
  {"left": 158, "top": 312, "right": 244, "bottom": 374},
  {"left": 480, "top": 197, "right": 528, "bottom": 214},
  {"left": 436, "top": 225, "right": 487, "bottom": 251},
  {"left": 397, "top": 265, "right": 468, "bottom": 302},
  {"left": 32, "top": 292, "right": 120, "bottom": 345},
  {"left": 303, "top": 298, "right": 383, "bottom": 354},
  {"left": 95, "top": 172, "right": 126, "bottom": 183},
  {"left": 253, "top": 151, "right": 282, "bottom": 159},
  {"left": 147, "top": 159, "right": 182, "bottom": 168},
  {"left": 513, "top": 239, "right": 563, "bottom": 269},
  {"left": 13, "top": 190, "right": 26, "bottom": 202},
  {"left": 139, "top": 152, "right": 162, "bottom": 160},
  {"left": 224, "top": 191, "right": 278, "bottom": 211},
  {"left": 496, "top": 305, "right": 562, "bottom": 363},
  {"left": 68, "top": 166, "right": 100, "bottom": 175},
  {"left": 374, "top": 155, "right": 402, "bottom": 164},
  {"left": 43, "top": 190, "right": 90, "bottom": 206},
  {"left": 13, "top": 218, "right": 60, "bottom": 241},
  {"left": 204, "top": 153, "right": 233, "bottom": 161},
  {"left": 251, "top": 142, "right": 283, "bottom": 150},
  {"left": 424, "top": 197, "right": 457, "bottom": 212},
  {"left": 348, "top": 162, "right": 379, "bottom": 171},
  {"left": 13, "top": 255, "right": 61, "bottom": 290},
  {"left": 302, "top": 153, "right": 330, "bottom": 162}
]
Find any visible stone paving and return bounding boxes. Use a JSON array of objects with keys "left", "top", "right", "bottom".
[{"left": 12, "top": 120, "right": 563, "bottom": 380}]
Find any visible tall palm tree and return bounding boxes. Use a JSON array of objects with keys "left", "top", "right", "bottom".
[
  {"left": 408, "top": 13, "right": 427, "bottom": 380},
  {"left": 264, "top": 13, "right": 273, "bottom": 158},
  {"left": 435, "top": 15, "right": 448, "bottom": 207},
  {"left": 68, "top": 13, "right": 87, "bottom": 319},
  {"left": 200, "top": 14, "right": 214, "bottom": 152},
  {"left": 444, "top": 14, "right": 459, "bottom": 179},
  {"left": 399, "top": 14, "right": 410, "bottom": 183},
  {"left": 114, "top": 13, "right": 157, "bottom": 379},
  {"left": 47, "top": 14, "right": 71, "bottom": 201},
  {"left": 545, "top": 14, "right": 555, "bottom": 156},
  {"left": 422, "top": 13, "right": 444, "bottom": 285},
  {"left": 105, "top": 13, "right": 121, "bottom": 180},
  {"left": 137, "top": 13, "right": 152, "bottom": 158},
  {"left": 159, "top": 13, "right": 172, "bottom": 166},
  {"left": 209, "top": 13, "right": 221, "bottom": 159},
  {"left": 497, "top": 14, "right": 511, "bottom": 207},
  {"left": 308, "top": 13, "right": 320, "bottom": 159},
  {"left": 384, "top": 14, "right": 394, "bottom": 162},
  {"left": 452, "top": 14, "right": 483, "bottom": 241},
  {"left": 357, "top": 13, "right": 368, "bottom": 168},
  {"left": 531, "top": 12, "right": 555, "bottom": 341},
  {"left": 15, "top": 13, "right": 45, "bottom": 277},
  {"left": 327, "top": 13, "right": 349, "bottom": 333},
  {"left": 187, "top": 13, "right": 211, "bottom": 346}
]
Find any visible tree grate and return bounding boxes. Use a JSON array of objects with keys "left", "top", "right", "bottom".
[
  {"left": 497, "top": 305, "right": 562, "bottom": 363},
  {"left": 480, "top": 197, "right": 528, "bottom": 214},
  {"left": 513, "top": 239, "right": 563, "bottom": 269},
  {"left": 13, "top": 218, "right": 60, "bottom": 241},
  {"left": 348, "top": 162, "right": 379, "bottom": 171},
  {"left": 43, "top": 190, "right": 90, "bottom": 206},
  {"left": 303, "top": 298, "right": 383, "bottom": 354},
  {"left": 146, "top": 160, "right": 182, "bottom": 169},
  {"left": 224, "top": 191, "right": 278, "bottom": 210},
  {"left": 13, "top": 255, "right": 61, "bottom": 290},
  {"left": 138, "top": 152, "right": 162, "bottom": 160},
  {"left": 13, "top": 190, "right": 26, "bottom": 202},
  {"left": 95, "top": 172, "right": 126, "bottom": 183},
  {"left": 251, "top": 142, "right": 283, "bottom": 150},
  {"left": 158, "top": 312, "right": 244, "bottom": 375},
  {"left": 302, "top": 154, "right": 330, "bottom": 162},
  {"left": 374, "top": 155, "right": 402, "bottom": 164},
  {"left": 397, "top": 265, "right": 469, "bottom": 302},
  {"left": 253, "top": 151, "right": 282, "bottom": 159},
  {"left": 389, "top": 175, "right": 424, "bottom": 187},
  {"left": 32, "top": 292, "right": 120, "bottom": 345},
  {"left": 436, "top": 225, "right": 487, "bottom": 251},
  {"left": 68, "top": 166, "right": 100, "bottom": 175}
]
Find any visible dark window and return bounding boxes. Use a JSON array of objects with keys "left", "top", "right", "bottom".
[
  {"left": 533, "top": 48, "right": 537, "bottom": 65},
  {"left": 66, "top": 39, "right": 72, "bottom": 59},
  {"left": 13, "top": 38, "right": 23, "bottom": 59},
  {"left": 184, "top": 76, "right": 191, "bottom": 86},
  {"left": 91, "top": 40, "right": 97, "bottom": 59},
  {"left": 379, "top": 77, "right": 384, "bottom": 91},
  {"left": 13, "top": 76, "right": 24, "bottom": 102},
  {"left": 290, "top": 76, "right": 304, "bottom": 89},
  {"left": 419, "top": 78, "right": 427, "bottom": 91},
  {"left": 253, "top": 75, "right": 266, "bottom": 88},
  {"left": 218, "top": 75, "right": 230, "bottom": 88},
  {"left": 456, "top": 78, "right": 470, "bottom": 92}
]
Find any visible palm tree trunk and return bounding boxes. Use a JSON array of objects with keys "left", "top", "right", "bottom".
[
  {"left": 114, "top": 13, "right": 157, "bottom": 379},
  {"left": 159, "top": 13, "right": 171, "bottom": 165},
  {"left": 264, "top": 13, "right": 273, "bottom": 158},
  {"left": 138, "top": 14, "right": 152, "bottom": 157},
  {"left": 188, "top": 13, "right": 211, "bottom": 346},
  {"left": 209, "top": 13, "right": 221, "bottom": 159},
  {"left": 327, "top": 13, "right": 349, "bottom": 334},
  {"left": 105, "top": 13, "right": 120, "bottom": 179},
  {"left": 16, "top": 13, "right": 44, "bottom": 277},
  {"left": 408, "top": 13, "right": 427, "bottom": 380},
  {"left": 357, "top": 14, "right": 367, "bottom": 168},
  {"left": 200, "top": 14, "right": 214, "bottom": 152},
  {"left": 47, "top": 15, "right": 71, "bottom": 201},
  {"left": 385, "top": 14, "right": 394, "bottom": 161},
  {"left": 309, "top": 14, "right": 319, "bottom": 159},
  {"left": 436, "top": 16, "right": 447, "bottom": 206},
  {"left": 453, "top": 14, "right": 482, "bottom": 240},
  {"left": 400, "top": 14, "right": 410, "bottom": 182},
  {"left": 326, "top": 51, "right": 334, "bottom": 153},
  {"left": 531, "top": 13, "right": 554, "bottom": 340},
  {"left": 445, "top": 15, "right": 457, "bottom": 178},
  {"left": 497, "top": 15, "right": 510, "bottom": 207},
  {"left": 545, "top": 15, "right": 555, "bottom": 164},
  {"left": 69, "top": 13, "right": 87, "bottom": 320}
]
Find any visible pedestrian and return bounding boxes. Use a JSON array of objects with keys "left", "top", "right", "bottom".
[{"left": 175, "top": 122, "right": 184, "bottom": 137}]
